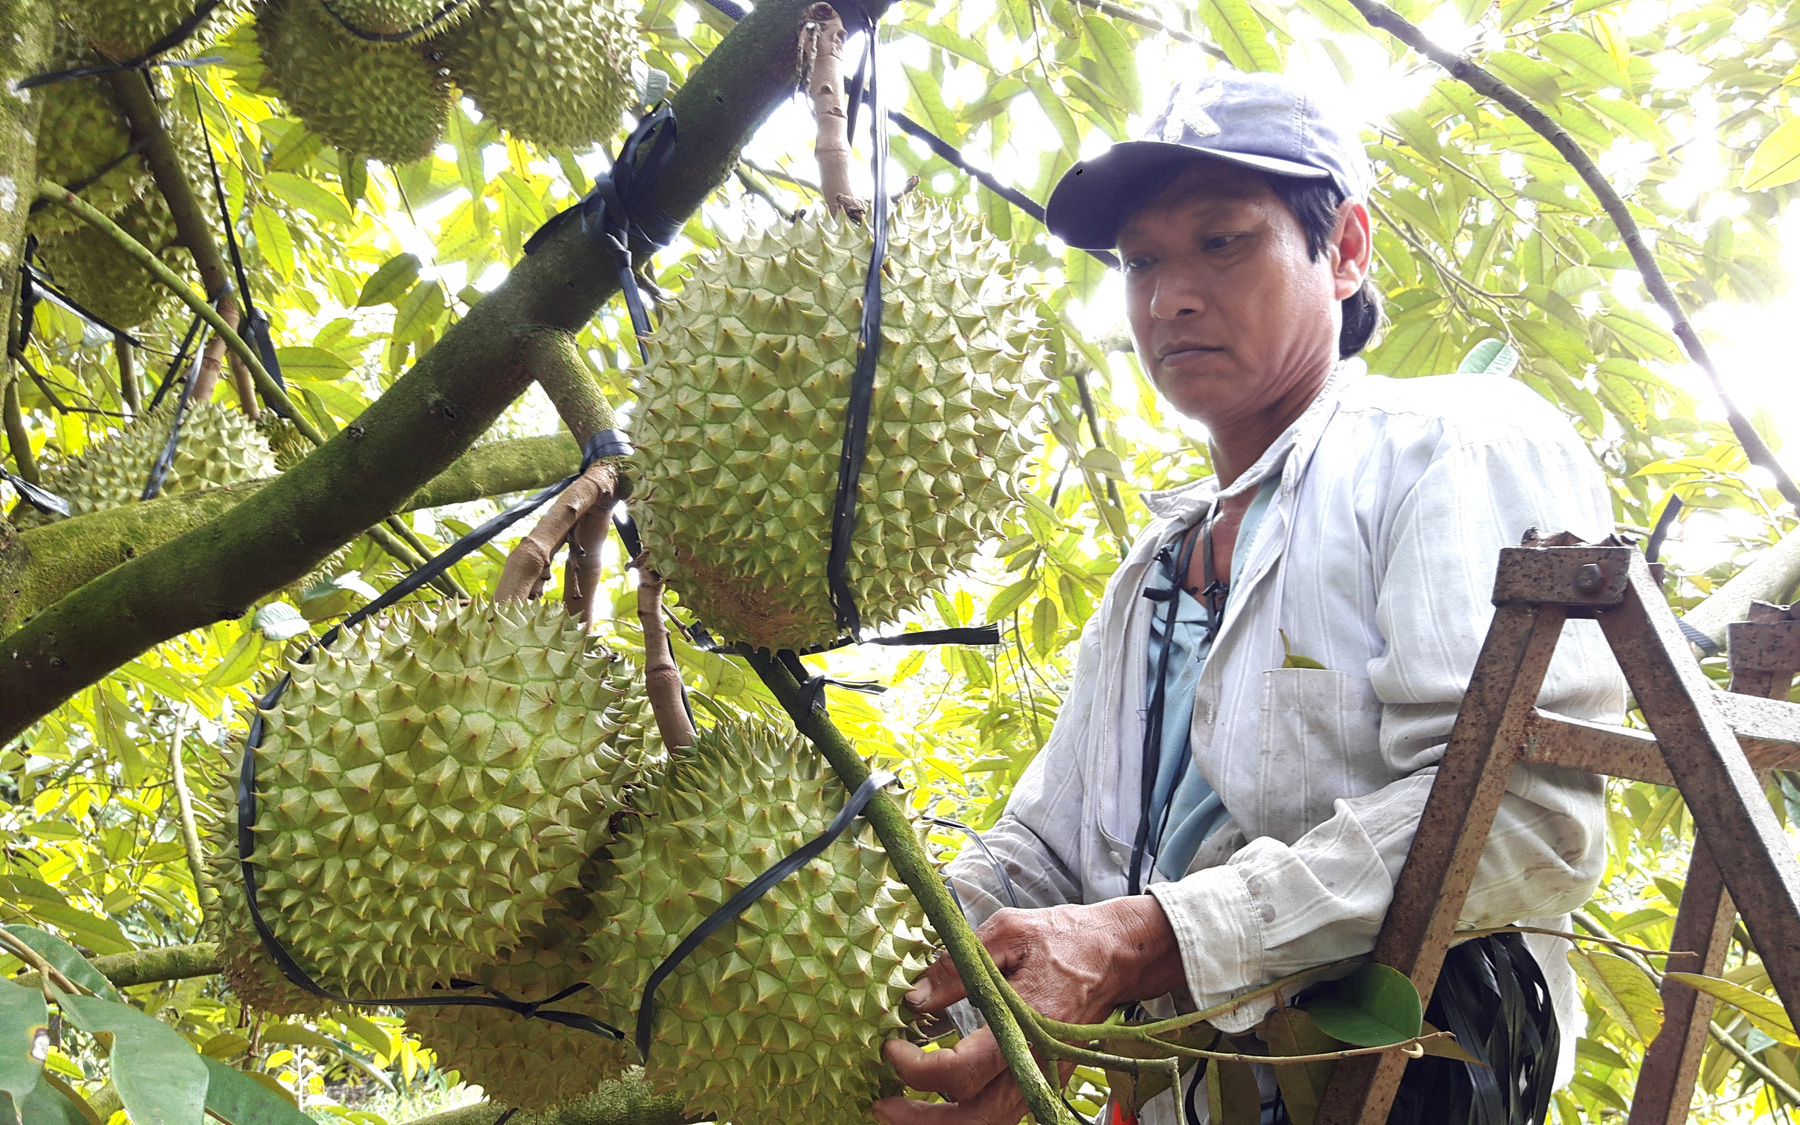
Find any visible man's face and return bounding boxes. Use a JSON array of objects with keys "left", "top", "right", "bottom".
[{"left": 1118, "top": 160, "right": 1365, "bottom": 432}]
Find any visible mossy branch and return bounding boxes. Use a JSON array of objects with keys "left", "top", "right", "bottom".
[
  {"left": 32, "top": 184, "right": 316, "bottom": 443},
  {"left": 0, "top": 0, "right": 836, "bottom": 739},
  {"left": 743, "top": 650, "right": 1077, "bottom": 1125},
  {"left": 1345, "top": 0, "right": 1800, "bottom": 513},
  {"left": 8, "top": 942, "right": 221, "bottom": 993}
]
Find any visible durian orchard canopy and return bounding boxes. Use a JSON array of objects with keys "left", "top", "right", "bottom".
[{"left": 3, "top": 0, "right": 1800, "bottom": 1121}]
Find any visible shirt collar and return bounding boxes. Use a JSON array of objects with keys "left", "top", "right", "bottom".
[{"left": 1140, "top": 357, "right": 1362, "bottom": 521}]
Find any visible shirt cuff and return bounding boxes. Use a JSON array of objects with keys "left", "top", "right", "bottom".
[{"left": 1147, "top": 866, "right": 1271, "bottom": 1034}]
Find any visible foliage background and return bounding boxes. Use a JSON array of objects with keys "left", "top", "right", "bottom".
[{"left": 5, "top": 0, "right": 1800, "bottom": 1118}]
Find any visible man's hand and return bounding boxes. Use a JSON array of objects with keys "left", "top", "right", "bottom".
[{"left": 872, "top": 895, "right": 1184, "bottom": 1125}]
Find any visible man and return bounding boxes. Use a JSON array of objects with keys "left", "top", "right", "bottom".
[{"left": 871, "top": 70, "right": 1624, "bottom": 1125}]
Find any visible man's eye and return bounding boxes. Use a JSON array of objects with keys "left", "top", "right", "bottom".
[
  {"left": 1202, "top": 234, "right": 1240, "bottom": 251},
  {"left": 1122, "top": 256, "right": 1153, "bottom": 273}
]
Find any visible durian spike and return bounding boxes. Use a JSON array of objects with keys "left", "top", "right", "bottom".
[
  {"left": 803, "top": 3, "right": 862, "bottom": 219},
  {"left": 495, "top": 461, "right": 619, "bottom": 604},
  {"left": 634, "top": 570, "right": 694, "bottom": 749}
]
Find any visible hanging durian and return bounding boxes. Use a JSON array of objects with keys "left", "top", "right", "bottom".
[
  {"left": 204, "top": 602, "right": 659, "bottom": 1002},
  {"left": 255, "top": 0, "right": 451, "bottom": 163},
  {"left": 34, "top": 193, "right": 183, "bottom": 330},
  {"left": 67, "top": 0, "right": 250, "bottom": 63},
  {"left": 29, "top": 40, "right": 151, "bottom": 238},
  {"left": 314, "top": 0, "right": 476, "bottom": 42},
  {"left": 587, "top": 718, "right": 933, "bottom": 1125},
  {"left": 15, "top": 400, "right": 276, "bottom": 528},
  {"left": 405, "top": 900, "right": 633, "bottom": 1110},
  {"left": 439, "top": 0, "right": 643, "bottom": 148},
  {"left": 629, "top": 200, "right": 1045, "bottom": 651}
]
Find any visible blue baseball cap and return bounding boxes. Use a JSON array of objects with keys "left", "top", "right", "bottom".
[{"left": 1045, "top": 70, "right": 1373, "bottom": 250}]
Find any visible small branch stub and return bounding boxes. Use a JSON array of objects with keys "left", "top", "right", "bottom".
[{"left": 636, "top": 567, "right": 696, "bottom": 749}]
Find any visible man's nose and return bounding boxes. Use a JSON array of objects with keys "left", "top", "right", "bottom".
[{"left": 1149, "top": 277, "right": 1202, "bottom": 320}]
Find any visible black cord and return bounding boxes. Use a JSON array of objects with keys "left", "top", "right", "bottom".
[
  {"left": 141, "top": 315, "right": 214, "bottom": 500},
  {"left": 317, "top": 0, "right": 473, "bottom": 42},
  {"left": 19, "top": 3, "right": 226, "bottom": 89},
  {"left": 928, "top": 816, "right": 1019, "bottom": 909}
]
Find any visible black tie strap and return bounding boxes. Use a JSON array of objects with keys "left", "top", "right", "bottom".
[
  {"left": 1, "top": 470, "right": 69, "bottom": 517},
  {"left": 634, "top": 768, "right": 897, "bottom": 1063},
  {"left": 23, "top": 264, "right": 145, "bottom": 348},
  {"left": 140, "top": 311, "right": 217, "bottom": 500},
  {"left": 317, "top": 0, "right": 474, "bottom": 43},
  {"left": 232, "top": 429, "right": 631, "bottom": 1032},
  {"left": 19, "top": 1, "right": 226, "bottom": 89}
]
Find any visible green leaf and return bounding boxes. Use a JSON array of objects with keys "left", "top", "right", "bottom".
[
  {"left": 262, "top": 173, "right": 353, "bottom": 227},
  {"left": 1743, "top": 116, "right": 1800, "bottom": 191},
  {"left": 1081, "top": 15, "right": 1141, "bottom": 112},
  {"left": 1200, "top": 0, "right": 1280, "bottom": 70},
  {"left": 0, "top": 928, "right": 119, "bottom": 1003},
  {"left": 1031, "top": 596, "right": 1060, "bottom": 657},
  {"left": 338, "top": 151, "right": 367, "bottom": 209},
  {"left": 201, "top": 1058, "right": 309, "bottom": 1125},
  {"left": 1665, "top": 973, "right": 1798, "bottom": 1046},
  {"left": 1568, "top": 950, "right": 1662, "bottom": 1042},
  {"left": 272, "top": 347, "right": 350, "bottom": 382},
  {"left": 1457, "top": 338, "right": 1520, "bottom": 376},
  {"left": 54, "top": 990, "right": 207, "bottom": 1125},
  {"left": 903, "top": 65, "right": 961, "bottom": 146},
  {"left": 1261, "top": 1007, "right": 1335, "bottom": 1125},
  {"left": 0, "top": 981, "right": 48, "bottom": 1115},
  {"left": 1279, "top": 630, "right": 1327, "bottom": 669},
  {"left": 248, "top": 209, "right": 294, "bottom": 283},
  {"left": 392, "top": 281, "right": 448, "bottom": 345},
  {"left": 987, "top": 577, "right": 1038, "bottom": 622},
  {"left": 17, "top": 1075, "right": 95, "bottom": 1125},
  {"left": 1537, "top": 32, "right": 1626, "bottom": 90},
  {"left": 1302, "top": 963, "right": 1423, "bottom": 1047},
  {"left": 355, "top": 254, "right": 422, "bottom": 307}
]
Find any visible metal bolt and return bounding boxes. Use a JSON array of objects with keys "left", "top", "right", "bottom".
[{"left": 1574, "top": 563, "right": 1605, "bottom": 594}]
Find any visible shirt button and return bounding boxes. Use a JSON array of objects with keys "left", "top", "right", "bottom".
[
  {"left": 1110, "top": 849, "right": 1126, "bottom": 865},
  {"left": 1260, "top": 904, "right": 1277, "bottom": 924}
]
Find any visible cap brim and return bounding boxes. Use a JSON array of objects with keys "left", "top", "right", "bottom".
[{"left": 1044, "top": 141, "right": 1330, "bottom": 251}]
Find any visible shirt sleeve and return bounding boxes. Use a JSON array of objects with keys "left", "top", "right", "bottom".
[{"left": 1149, "top": 410, "right": 1623, "bottom": 1032}]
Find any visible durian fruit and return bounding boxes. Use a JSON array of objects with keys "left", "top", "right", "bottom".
[
  {"left": 34, "top": 193, "right": 182, "bottom": 330},
  {"left": 439, "top": 0, "right": 643, "bottom": 149},
  {"left": 629, "top": 200, "right": 1045, "bottom": 651},
  {"left": 68, "top": 0, "right": 251, "bottom": 63},
  {"left": 315, "top": 0, "right": 475, "bottom": 41},
  {"left": 28, "top": 42, "right": 151, "bottom": 237},
  {"left": 405, "top": 897, "right": 633, "bottom": 1110},
  {"left": 204, "top": 602, "right": 659, "bottom": 1002},
  {"left": 255, "top": 0, "right": 452, "bottom": 163},
  {"left": 16, "top": 400, "right": 277, "bottom": 527},
  {"left": 588, "top": 718, "right": 934, "bottom": 1125}
]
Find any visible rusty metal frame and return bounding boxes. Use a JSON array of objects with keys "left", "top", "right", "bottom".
[{"left": 1315, "top": 542, "right": 1800, "bottom": 1125}]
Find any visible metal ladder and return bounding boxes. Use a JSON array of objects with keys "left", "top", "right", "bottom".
[{"left": 1314, "top": 535, "right": 1800, "bottom": 1124}]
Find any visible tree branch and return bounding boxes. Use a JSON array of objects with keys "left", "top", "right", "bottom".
[
  {"left": 495, "top": 463, "right": 616, "bottom": 603},
  {"left": 1346, "top": 0, "right": 1800, "bottom": 513},
  {"left": 167, "top": 709, "right": 216, "bottom": 924},
  {"left": 8, "top": 942, "right": 220, "bottom": 992},
  {"left": 3, "top": 379, "right": 37, "bottom": 484},
  {"left": 0, "top": 0, "right": 836, "bottom": 741},
  {"left": 636, "top": 571, "right": 695, "bottom": 749}
]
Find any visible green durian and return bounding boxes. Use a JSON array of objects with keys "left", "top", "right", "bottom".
[
  {"left": 204, "top": 602, "right": 658, "bottom": 1002},
  {"left": 67, "top": 0, "right": 250, "bottom": 63},
  {"left": 34, "top": 192, "right": 182, "bottom": 330},
  {"left": 405, "top": 900, "right": 633, "bottom": 1110},
  {"left": 314, "top": 0, "right": 475, "bottom": 41},
  {"left": 587, "top": 718, "right": 934, "bottom": 1125},
  {"left": 439, "top": 0, "right": 643, "bottom": 148},
  {"left": 255, "top": 0, "right": 451, "bottom": 163},
  {"left": 629, "top": 200, "right": 1045, "bottom": 651},
  {"left": 28, "top": 38, "right": 150, "bottom": 237},
  {"left": 17, "top": 400, "right": 276, "bottom": 528}
]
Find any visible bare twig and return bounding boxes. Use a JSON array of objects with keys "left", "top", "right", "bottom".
[
  {"left": 3, "top": 380, "right": 37, "bottom": 484},
  {"left": 1346, "top": 0, "right": 1800, "bottom": 513},
  {"left": 115, "top": 335, "right": 140, "bottom": 417},
  {"left": 0, "top": 928, "right": 81, "bottom": 998},
  {"left": 495, "top": 462, "right": 617, "bottom": 603},
  {"left": 1452, "top": 923, "right": 1681, "bottom": 959},
  {"left": 636, "top": 568, "right": 696, "bottom": 749},
  {"left": 805, "top": 4, "right": 864, "bottom": 219},
  {"left": 166, "top": 709, "right": 216, "bottom": 923}
]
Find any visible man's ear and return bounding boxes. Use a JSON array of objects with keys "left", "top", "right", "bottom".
[{"left": 1328, "top": 199, "right": 1373, "bottom": 301}]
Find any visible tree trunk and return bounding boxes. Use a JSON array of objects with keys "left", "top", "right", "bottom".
[
  {"left": 0, "top": 0, "right": 864, "bottom": 741},
  {"left": 0, "top": 0, "right": 54, "bottom": 401}
]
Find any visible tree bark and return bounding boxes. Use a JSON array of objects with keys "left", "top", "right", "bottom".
[
  {"left": 10, "top": 942, "right": 220, "bottom": 992},
  {"left": 0, "top": 434, "right": 581, "bottom": 635},
  {"left": 0, "top": 0, "right": 845, "bottom": 742},
  {"left": 0, "top": 0, "right": 53, "bottom": 400}
]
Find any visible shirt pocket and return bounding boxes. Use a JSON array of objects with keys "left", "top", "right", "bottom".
[{"left": 1254, "top": 668, "right": 1383, "bottom": 843}]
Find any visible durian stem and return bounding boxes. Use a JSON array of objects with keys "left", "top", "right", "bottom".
[
  {"left": 33, "top": 184, "right": 318, "bottom": 445},
  {"left": 744, "top": 650, "right": 1078, "bottom": 1125},
  {"left": 3, "top": 380, "right": 37, "bottom": 484},
  {"left": 496, "top": 462, "right": 618, "bottom": 604},
  {"left": 365, "top": 521, "right": 466, "bottom": 599},
  {"left": 116, "top": 335, "right": 141, "bottom": 418},
  {"left": 804, "top": 4, "right": 865, "bottom": 219},
  {"left": 166, "top": 708, "right": 217, "bottom": 924},
  {"left": 637, "top": 571, "right": 696, "bottom": 749},
  {"left": 104, "top": 69, "right": 258, "bottom": 420},
  {"left": 379, "top": 514, "right": 469, "bottom": 598},
  {"left": 563, "top": 503, "right": 611, "bottom": 627}
]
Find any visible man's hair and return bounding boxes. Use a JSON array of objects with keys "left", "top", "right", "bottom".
[
  {"left": 1262, "top": 174, "right": 1382, "bottom": 359},
  {"left": 1118, "top": 160, "right": 1383, "bottom": 359}
]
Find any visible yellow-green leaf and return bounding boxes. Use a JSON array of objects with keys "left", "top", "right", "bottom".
[
  {"left": 1743, "top": 116, "right": 1800, "bottom": 191},
  {"left": 1665, "top": 972, "right": 1798, "bottom": 1046}
]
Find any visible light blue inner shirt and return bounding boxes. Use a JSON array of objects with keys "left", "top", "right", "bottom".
[{"left": 1145, "top": 475, "right": 1279, "bottom": 881}]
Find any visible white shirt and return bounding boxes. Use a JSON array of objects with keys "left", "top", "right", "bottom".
[{"left": 945, "top": 362, "right": 1625, "bottom": 1121}]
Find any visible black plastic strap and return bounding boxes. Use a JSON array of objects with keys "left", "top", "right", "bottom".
[
  {"left": 141, "top": 318, "right": 213, "bottom": 500},
  {"left": 928, "top": 817, "right": 1019, "bottom": 910},
  {"left": 1678, "top": 617, "right": 1722, "bottom": 656},
  {"left": 1644, "top": 494, "right": 1682, "bottom": 565},
  {"left": 1, "top": 470, "right": 69, "bottom": 517},
  {"left": 318, "top": 0, "right": 472, "bottom": 42},
  {"left": 1129, "top": 522, "right": 1202, "bottom": 897},
  {"left": 823, "top": 25, "right": 890, "bottom": 641},
  {"left": 23, "top": 265, "right": 145, "bottom": 348},
  {"left": 19, "top": 2, "right": 225, "bottom": 89},
  {"left": 148, "top": 314, "right": 206, "bottom": 413},
  {"left": 634, "top": 768, "right": 896, "bottom": 1063},
  {"left": 233, "top": 431, "right": 630, "bottom": 1033}
]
